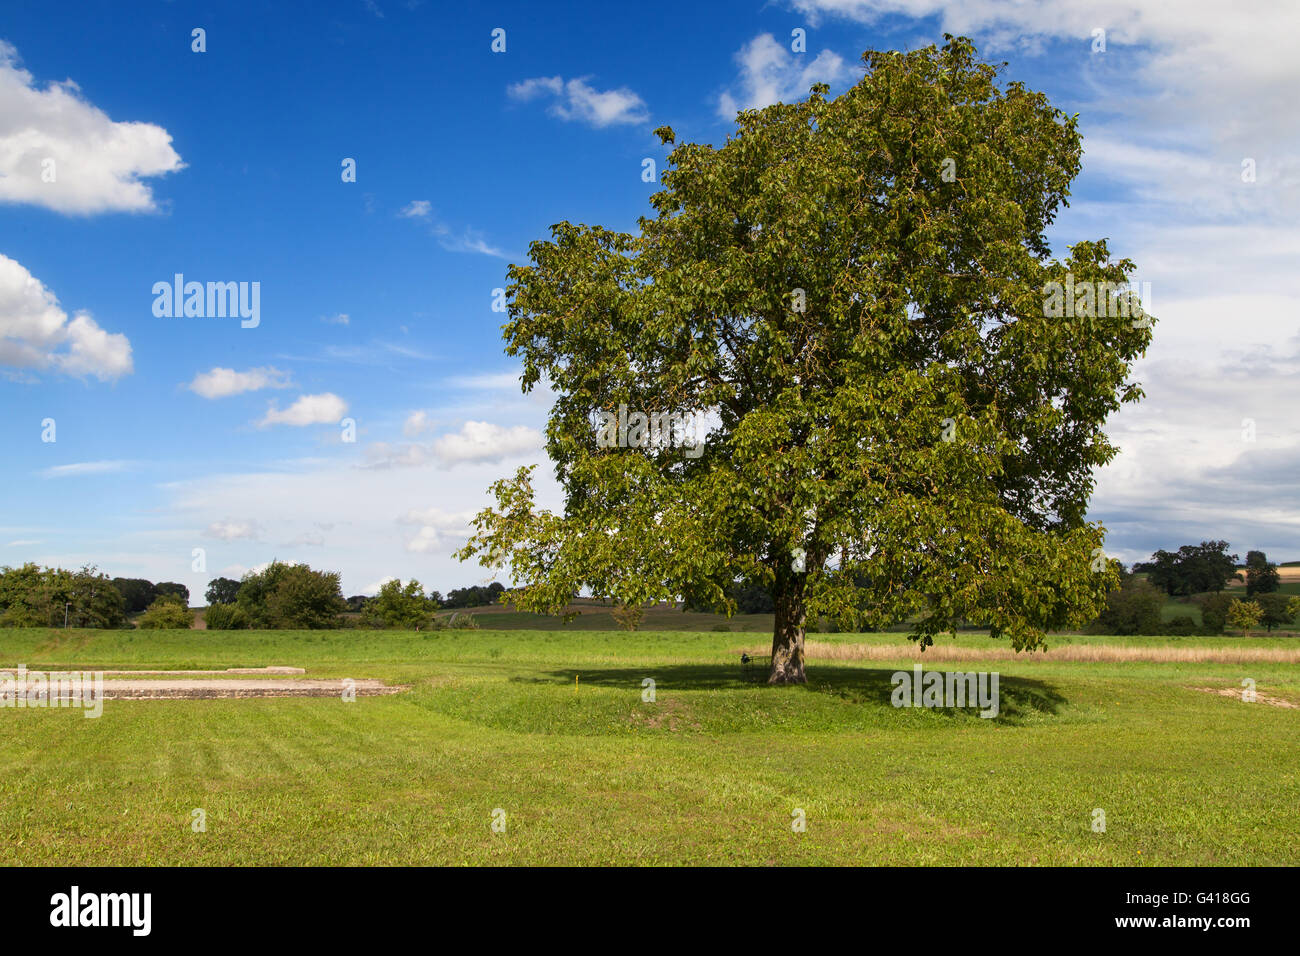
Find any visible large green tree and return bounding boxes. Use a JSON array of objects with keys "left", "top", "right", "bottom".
[
  {"left": 458, "top": 38, "right": 1153, "bottom": 683},
  {"left": 1255, "top": 592, "right": 1294, "bottom": 633},
  {"left": 111, "top": 577, "right": 158, "bottom": 614},
  {"left": 361, "top": 578, "right": 439, "bottom": 629},
  {"left": 1245, "top": 550, "right": 1280, "bottom": 596},
  {"left": 1088, "top": 572, "right": 1165, "bottom": 636},
  {"left": 236, "top": 561, "right": 346, "bottom": 629},
  {"left": 205, "top": 576, "right": 242, "bottom": 606},
  {"left": 137, "top": 594, "right": 194, "bottom": 630},
  {"left": 1136, "top": 542, "right": 1240, "bottom": 596}
]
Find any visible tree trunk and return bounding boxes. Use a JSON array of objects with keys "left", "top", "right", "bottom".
[{"left": 768, "top": 572, "right": 807, "bottom": 685}]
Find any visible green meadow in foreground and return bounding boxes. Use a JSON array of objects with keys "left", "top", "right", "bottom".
[{"left": 0, "top": 627, "right": 1296, "bottom": 865}]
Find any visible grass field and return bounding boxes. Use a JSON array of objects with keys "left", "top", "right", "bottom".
[{"left": 1, "top": 626, "right": 1297, "bottom": 866}]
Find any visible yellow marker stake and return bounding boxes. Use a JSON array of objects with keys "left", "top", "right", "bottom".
[{"left": 575, "top": 674, "right": 579, "bottom": 695}]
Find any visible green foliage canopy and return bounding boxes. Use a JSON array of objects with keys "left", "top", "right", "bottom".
[
  {"left": 236, "top": 561, "right": 346, "bottom": 629},
  {"left": 137, "top": 594, "right": 194, "bottom": 630},
  {"left": 361, "top": 578, "right": 439, "bottom": 629},
  {"left": 458, "top": 37, "right": 1153, "bottom": 681}
]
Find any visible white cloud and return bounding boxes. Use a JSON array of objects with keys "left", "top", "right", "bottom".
[
  {"left": 508, "top": 75, "right": 649, "bottom": 127},
  {"left": 362, "top": 416, "right": 544, "bottom": 470},
  {"left": 399, "top": 200, "right": 431, "bottom": 218},
  {"left": 788, "top": 1, "right": 1300, "bottom": 150},
  {"left": 320, "top": 312, "right": 350, "bottom": 325},
  {"left": 717, "top": 33, "right": 854, "bottom": 117},
  {"left": 205, "top": 520, "right": 261, "bottom": 541},
  {"left": 401, "top": 506, "right": 479, "bottom": 527},
  {"left": 445, "top": 371, "right": 524, "bottom": 390},
  {"left": 0, "top": 253, "right": 132, "bottom": 381},
  {"left": 508, "top": 76, "right": 564, "bottom": 101},
  {"left": 403, "top": 410, "right": 432, "bottom": 436},
  {"left": 1090, "top": 337, "right": 1300, "bottom": 564},
  {"left": 433, "top": 226, "right": 506, "bottom": 258},
  {"left": 399, "top": 507, "right": 478, "bottom": 554},
  {"left": 431, "top": 420, "right": 543, "bottom": 466},
  {"left": 362, "top": 575, "right": 397, "bottom": 595},
  {"left": 156, "top": 453, "right": 564, "bottom": 596},
  {"left": 58, "top": 312, "right": 134, "bottom": 380},
  {"left": 258, "top": 393, "right": 349, "bottom": 427},
  {"left": 0, "top": 40, "right": 183, "bottom": 214},
  {"left": 294, "top": 341, "right": 433, "bottom": 365},
  {"left": 188, "top": 366, "right": 291, "bottom": 399},
  {"left": 246, "top": 559, "right": 302, "bottom": 576},
  {"left": 40, "top": 460, "right": 128, "bottom": 478},
  {"left": 399, "top": 202, "right": 506, "bottom": 258},
  {"left": 404, "top": 526, "right": 451, "bottom": 553}
]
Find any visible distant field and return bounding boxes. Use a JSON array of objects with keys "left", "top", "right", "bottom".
[{"left": 1, "top": 626, "right": 1297, "bottom": 866}]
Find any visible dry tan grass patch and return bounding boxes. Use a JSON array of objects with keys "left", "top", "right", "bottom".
[
  {"left": 736, "top": 641, "right": 1300, "bottom": 665},
  {"left": 1192, "top": 687, "right": 1300, "bottom": 709}
]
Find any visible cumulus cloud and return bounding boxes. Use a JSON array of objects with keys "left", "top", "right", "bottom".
[
  {"left": 361, "top": 419, "right": 542, "bottom": 470},
  {"left": 0, "top": 254, "right": 133, "bottom": 382},
  {"left": 187, "top": 366, "right": 291, "bottom": 399},
  {"left": 404, "top": 527, "right": 452, "bottom": 553},
  {"left": 399, "top": 507, "right": 478, "bottom": 554},
  {"left": 57, "top": 313, "right": 134, "bottom": 379},
  {"left": 431, "top": 420, "right": 543, "bottom": 466},
  {"left": 399, "top": 200, "right": 431, "bottom": 218},
  {"left": 258, "top": 392, "right": 349, "bottom": 427},
  {"left": 787, "top": 1, "right": 1300, "bottom": 182},
  {"left": 0, "top": 40, "right": 183, "bottom": 214},
  {"left": 508, "top": 75, "right": 649, "bottom": 127},
  {"left": 0, "top": 254, "right": 132, "bottom": 381},
  {"left": 362, "top": 575, "right": 397, "bottom": 595},
  {"left": 403, "top": 410, "right": 433, "bottom": 436},
  {"left": 717, "top": 33, "right": 854, "bottom": 117}
]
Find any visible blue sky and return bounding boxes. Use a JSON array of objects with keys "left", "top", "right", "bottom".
[{"left": 2, "top": 1, "right": 1298, "bottom": 601}]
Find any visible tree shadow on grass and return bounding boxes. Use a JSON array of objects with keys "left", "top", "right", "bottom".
[{"left": 516, "top": 662, "right": 1069, "bottom": 723}]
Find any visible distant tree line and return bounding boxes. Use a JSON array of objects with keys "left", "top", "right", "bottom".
[
  {"left": 435, "top": 583, "right": 507, "bottom": 609},
  {"left": 205, "top": 565, "right": 504, "bottom": 630},
  {"left": 690, "top": 541, "right": 1296, "bottom": 637},
  {"left": 0, "top": 560, "right": 507, "bottom": 631},
  {"left": 0, "top": 564, "right": 128, "bottom": 628},
  {"left": 0, "top": 565, "right": 198, "bottom": 629},
  {"left": 684, "top": 581, "right": 775, "bottom": 615},
  {"left": 2, "top": 543, "right": 1291, "bottom": 635},
  {"left": 1130, "top": 542, "right": 1284, "bottom": 597},
  {"left": 112, "top": 577, "right": 191, "bottom": 613},
  {"left": 1092, "top": 543, "right": 1295, "bottom": 636}
]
